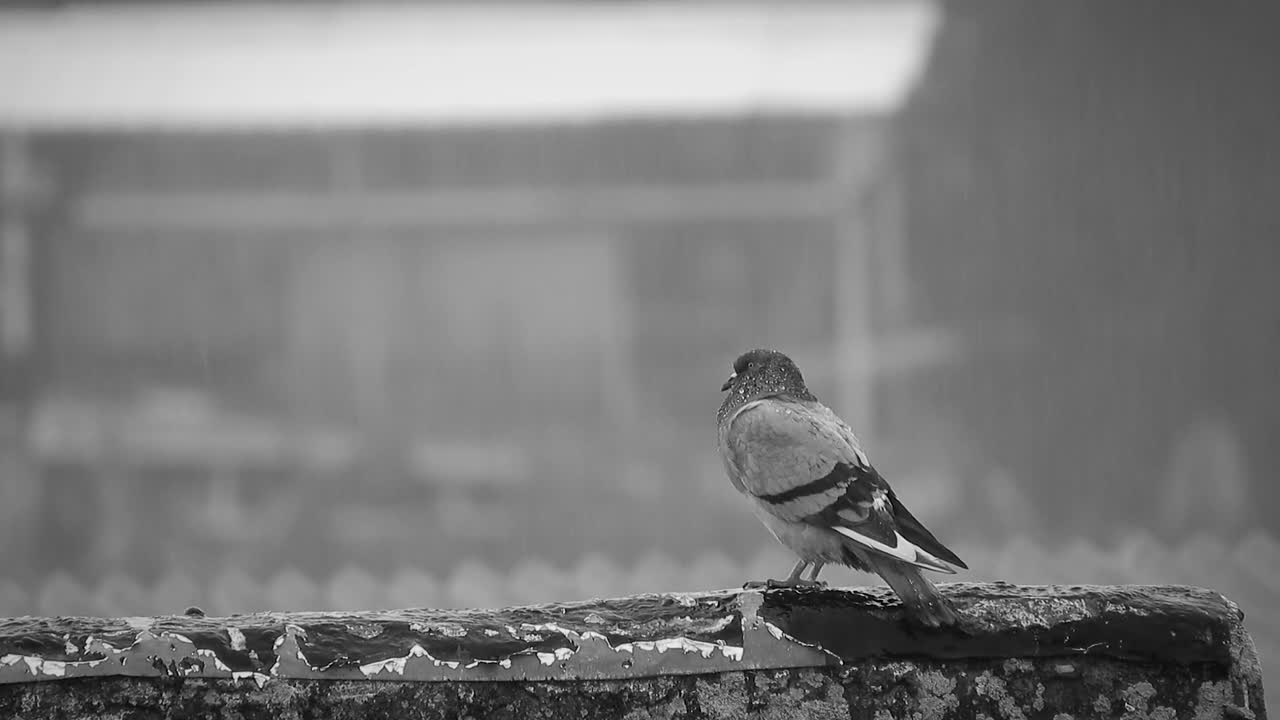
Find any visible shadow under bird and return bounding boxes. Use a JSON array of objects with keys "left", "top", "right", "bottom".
[{"left": 717, "top": 348, "right": 967, "bottom": 626}]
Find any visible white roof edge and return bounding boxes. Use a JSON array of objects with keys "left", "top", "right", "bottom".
[{"left": 0, "top": 2, "right": 940, "bottom": 130}]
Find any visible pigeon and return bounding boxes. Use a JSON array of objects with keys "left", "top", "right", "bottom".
[{"left": 717, "top": 348, "right": 967, "bottom": 626}]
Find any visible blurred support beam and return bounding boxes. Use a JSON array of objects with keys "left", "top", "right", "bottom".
[
  {"left": 327, "top": 138, "right": 390, "bottom": 440},
  {"left": 0, "top": 3, "right": 940, "bottom": 129},
  {"left": 0, "top": 133, "right": 40, "bottom": 579},
  {"left": 867, "top": 162, "right": 912, "bottom": 330},
  {"left": 599, "top": 235, "right": 638, "bottom": 453},
  {"left": 72, "top": 182, "right": 846, "bottom": 232},
  {"left": 831, "top": 120, "right": 878, "bottom": 441},
  {"left": 0, "top": 135, "right": 33, "bottom": 360}
]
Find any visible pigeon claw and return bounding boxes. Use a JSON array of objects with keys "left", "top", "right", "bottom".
[{"left": 742, "top": 579, "right": 828, "bottom": 591}]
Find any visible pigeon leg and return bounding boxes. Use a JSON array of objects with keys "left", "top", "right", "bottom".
[
  {"left": 743, "top": 559, "right": 806, "bottom": 590},
  {"left": 743, "top": 559, "right": 826, "bottom": 590},
  {"left": 804, "top": 561, "right": 829, "bottom": 587}
]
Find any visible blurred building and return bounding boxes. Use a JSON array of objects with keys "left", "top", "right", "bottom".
[
  {"left": 895, "top": 1, "right": 1280, "bottom": 540},
  {"left": 0, "top": 3, "right": 944, "bottom": 585}
]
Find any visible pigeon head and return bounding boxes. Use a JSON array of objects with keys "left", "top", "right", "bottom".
[{"left": 718, "top": 349, "right": 814, "bottom": 421}]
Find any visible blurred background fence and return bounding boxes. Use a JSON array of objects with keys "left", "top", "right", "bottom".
[{"left": 0, "top": 0, "right": 1277, "bottom": 693}]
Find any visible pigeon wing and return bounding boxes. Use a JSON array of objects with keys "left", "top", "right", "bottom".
[
  {"left": 720, "top": 396, "right": 855, "bottom": 519},
  {"left": 723, "top": 396, "right": 965, "bottom": 574}
]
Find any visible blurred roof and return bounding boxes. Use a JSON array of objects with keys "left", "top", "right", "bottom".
[{"left": 0, "top": 2, "right": 939, "bottom": 130}]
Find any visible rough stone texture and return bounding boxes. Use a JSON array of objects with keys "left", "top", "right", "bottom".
[{"left": 0, "top": 584, "right": 1267, "bottom": 719}]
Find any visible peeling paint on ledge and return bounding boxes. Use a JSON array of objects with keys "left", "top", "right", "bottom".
[{"left": 0, "top": 584, "right": 1251, "bottom": 689}]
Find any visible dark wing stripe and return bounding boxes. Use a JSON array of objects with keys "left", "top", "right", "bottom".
[
  {"left": 756, "top": 462, "right": 848, "bottom": 505},
  {"left": 801, "top": 461, "right": 884, "bottom": 523}
]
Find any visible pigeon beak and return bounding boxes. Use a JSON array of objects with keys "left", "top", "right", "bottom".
[{"left": 721, "top": 373, "right": 736, "bottom": 392}]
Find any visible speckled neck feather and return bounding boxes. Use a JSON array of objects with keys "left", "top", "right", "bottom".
[{"left": 717, "top": 349, "right": 816, "bottom": 424}]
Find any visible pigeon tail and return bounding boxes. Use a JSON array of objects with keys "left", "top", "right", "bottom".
[{"left": 862, "top": 553, "right": 959, "bottom": 628}]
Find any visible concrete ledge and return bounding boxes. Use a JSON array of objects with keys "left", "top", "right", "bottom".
[{"left": 0, "top": 583, "right": 1266, "bottom": 718}]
